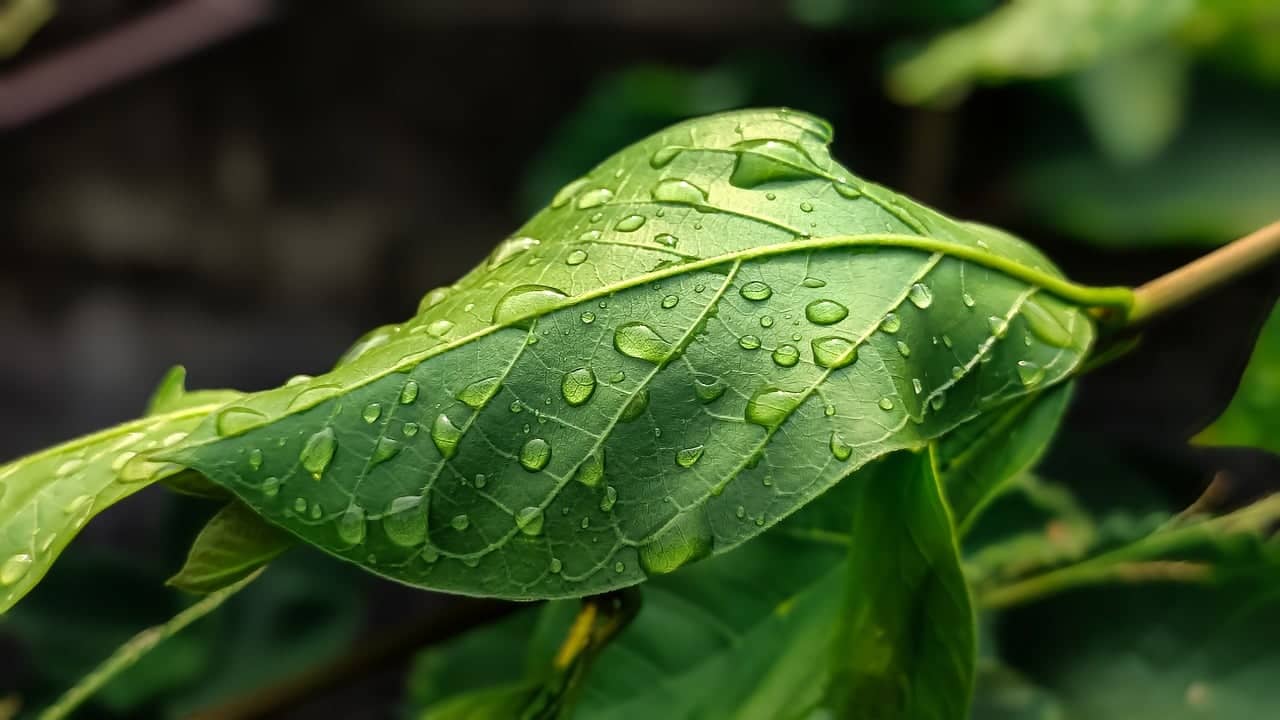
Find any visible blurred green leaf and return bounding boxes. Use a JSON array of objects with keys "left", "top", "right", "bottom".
[
  {"left": 0, "top": 0, "right": 53, "bottom": 58},
  {"left": 168, "top": 500, "right": 293, "bottom": 594},
  {"left": 1194, "top": 301, "right": 1280, "bottom": 454},
  {"left": 1072, "top": 43, "right": 1189, "bottom": 164},
  {"left": 888, "top": 0, "right": 1194, "bottom": 105}
]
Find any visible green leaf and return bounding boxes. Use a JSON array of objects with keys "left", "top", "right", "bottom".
[
  {"left": 1194, "top": 301, "right": 1280, "bottom": 455},
  {"left": 826, "top": 449, "right": 975, "bottom": 719},
  {"left": 167, "top": 500, "right": 293, "bottom": 594},
  {"left": 1071, "top": 43, "right": 1189, "bottom": 165},
  {"left": 939, "top": 383, "right": 1073, "bottom": 534},
  {"left": 887, "top": 0, "right": 1194, "bottom": 105},
  {"left": 163, "top": 108, "right": 1116, "bottom": 601}
]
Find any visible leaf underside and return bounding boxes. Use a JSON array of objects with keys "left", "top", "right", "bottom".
[{"left": 159, "top": 108, "right": 1096, "bottom": 600}]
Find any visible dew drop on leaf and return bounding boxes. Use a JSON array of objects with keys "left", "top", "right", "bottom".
[
  {"left": 962, "top": 292, "right": 976, "bottom": 308},
  {"left": 829, "top": 431, "right": 853, "bottom": 461},
  {"left": 519, "top": 438, "right": 551, "bottom": 472},
  {"left": 896, "top": 341, "right": 912, "bottom": 358},
  {"left": 834, "top": 181, "right": 862, "bottom": 199},
  {"left": 614, "top": 561, "right": 626, "bottom": 573},
  {"left": 760, "top": 315, "right": 775, "bottom": 328},
  {"left": 745, "top": 387, "right": 806, "bottom": 429},
  {"left": 580, "top": 311, "right": 596, "bottom": 324},
  {"left": 651, "top": 178, "right": 708, "bottom": 205},
  {"left": 299, "top": 428, "right": 337, "bottom": 479},
  {"left": 805, "top": 299, "right": 848, "bottom": 325},
  {"left": 565, "top": 249, "right": 588, "bottom": 266},
  {"left": 578, "top": 229, "right": 602, "bottom": 242},
  {"left": 457, "top": 377, "right": 501, "bottom": 409},
  {"left": 576, "top": 188, "right": 614, "bottom": 209},
  {"left": 661, "top": 295, "right": 679, "bottom": 309},
  {"left": 1017, "top": 360, "right": 1046, "bottom": 387},
  {"left": 638, "top": 511, "right": 714, "bottom": 575},
  {"left": 248, "top": 448, "right": 263, "bottom": 471},
  {"left": 0, "top": 554, "right": 32, "bottom": 587},
  {"left": 675, "top": 445, "right": 705, "bottom": 468},
  {"left": 336, "top": 506, "right": 366, "bottom": 546},
  {"left": 431, "top": 413, "right": 463, "bottom": 459},
  {"left": 772, "top": 344, "right": 800, "bottom": 367},
  {"left": 418, "top": 286, "right": 452, "bottom": 313},
  {"left": 561, "top": 367, "right": 597, "bottom": 407},
  {"left": 879, "top": 397, "right": 894, "bottom": 411},
  {"left": 988, "top": 316, "right": 1009, "bottom": 339},
  {"left": 492, "top": 285, "right": 569, "bottom": 325},
  {"left": 515, "top": 506, "right": 545, "bottom": 536},
  {"left": 362, "top": 403, "right": 382, "bottom": 424},
  {"left": 370, "top": 437, "right": 402, "bottom": 466},
  {"left": 600, "top": 485, "right": 618, "bottom": 512},
  {"left": 620, "top": 389, "right": 650, "bottom": 421},
  {"left": 549, "top": 557, "right": 563, "bottom": 573},
  {"left": 613, "top": 322, "right": 672, "bottom": 363},
  {"left": 379, "top": 496, "right": 426, "bottom": 547},
  {"left": 293, "top": 498, "right": 308, "bottom": 514},
  {"left": 811, "top": 336, "right": 857, "bottom": 369},
  {"left": 426, "top": 319, "right": 455, "bottom": 338},
  {"left": 739, "top": 281, "right": 773, "bottom": 301},
  {"left": 654, "top": 233, "right": 679, "bottom": 248},
  {"left": 881, "top": 313, "right": 901, "bottom": 334},
  {"left": 908, "top": 283, "right": 934, "bottom": 309},
  {"left": 403, "top": 422, "right": 419, "bottom": 437},
  {"left": 799, "top": 201, "right": 814, "bottom": 213},
  {"left": 615, "top": 214, "right": 646, "bottom": 232},
  {"left": 930, "top": 393, "right": 947, "bottom": 411},
  {"left": 216, "top": 406, "right": 268, "bottom": 437},
  {"left": 574, "top": 451, "right": 605, "bottom": 488},
  {"left": 1020, "top": 297, "right": 1073, "bottom": 348},
  {"left": 801, "top": 277, "right": 827, "bottom": 288},
  {"left": 450, "top": 514, "right": 470, "bottom": 531},
  {"left": 739, "top": 335, "right": 762, "bottom": 350},
  {"left": 650, "top": 145, "right": 682, "bottom": 168},
  {"left": 550, "top": 177, "right": 589, "bottom": 209},
  {"left": 486, "top": 236, "right": 541, "bottom": 269},
  {"left": 400, "top": 380, "right": 420, "bottom": 405},
  {"left": 693, "top": 374, "right": 726, "bottom": 403},
  {"left": 64, "top": 494, "right": 94, "bottom": 529}
]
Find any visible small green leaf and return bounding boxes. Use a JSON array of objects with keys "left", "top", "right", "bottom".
[
  {"left": 1072, "top": 43, "right": 1189, "bottom": 165},
  {"left": 163, "top": 108, "right": 1115, "bottom": 601},
  {"left": 826, "top": 449, "right": 975, "bottom": 720},
  {"left": 1194, "top": 301, "right": 1280, "bottom": 455},
  {"left": 168, "top": 501, "right": 293, "bottom": 594}
]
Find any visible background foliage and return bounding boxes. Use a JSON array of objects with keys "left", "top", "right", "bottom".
[{"left": 1, "top": 1, "right": 1278, "bottom": 718}]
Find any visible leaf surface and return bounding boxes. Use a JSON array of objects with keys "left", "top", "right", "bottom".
[
  {"left": 164, "top": 108, "right": 1109, "bottom": 600},
  {"left": 1194, "top": 301, "right": 1280, "bottom": 455},
  {"left": 168, "top": 500, "right": 293, "bottom": 594},
  {"left": 0, "top": 368, "right": 241, "bottom": 613}
]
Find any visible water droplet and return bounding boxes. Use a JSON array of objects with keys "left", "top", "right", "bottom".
[
  {"left": 765, "top": 192, "right": 777, "bottom": 200},
  {"left": 566, "top": 249, "right": 589, "bottom": 266},
  {"left": 614, "top": 561, "right": 626, "bottom": 574},
  {"left": 487, "top": 236, "right": 541, "bottom": 269},
  {"left": 609, "top": 370, "right": 626, "bottom": 383},
  {"left": 248, "top": 448, "right": 264, "bottom": 471},
  {"left": 745, "top": 387, "right": 805, "bottom": 429},
  {"left": 811, "top": 336, "right": 857, "bottom": 369},
  {"left": 829, "top": 432, "right": 853, "bottom": 461},
  {"left": 600, "top": 485, "right": 618, "bottom": 512},
  {"left": 879, "top": 397, "right": 894, "bottom": 411},
  {"left": 580, "top": 311, "right": 596, "bottom": 324},
  {"left": 676, "top": 445, "right": 705, "bottom": 468},
  {"left": 728, "top": 138, "right": 820, "bottom": 188},
  {"left": 578, "top": 229, "right": 602, "bottom": 243},
  {"left": 952, "top": 366, "right": 965, "bottom": 380},
  {"left": 620, "top": 390, "right": 650, "bottom": 421},
  {"left": 661, "top": 294, "right": 679, "bottom": 309},
  {"left": 419, "top": 287, "right": 452, "bottom": 313},
  {"left": 942, "top": 334, "right": 953, "bottom": 348},
  {"left": 0, "top": 554, "right": 32, "bottom": 586},
  {"left": 285, "top": 374, "right": 313, "bottom": 387},
  {"left": 117, "top": 453, "right": 174, "bottom": 484},
  {"left": 293, "top": 497, "right": 308, "bottom": 514},
  {"left": 760, "top": 315, "right": 775, "bottom": 328},
  {"left": 550, "top": 177, "right": 590, "bottom": 209},
  {"left": 576, "top": 187, "right": 614, "bottom": 209},
  {"left": 908, "top": 283, "right": 934, "bottom": 309},
  {"left": 492, "top": 284, "right": 569, "bottom": 325},
  {"left": 614, "top": 322, "right": 672, "bottom": 362},
  {"left": 561, "top": 367, "right": 597, "bottom": 407},
  {"left": 654, "top": 233, "right": 679, "bottom": 248},
  {"left": 736, "top": 505, "right": 747, "bottom": 519},
  {"left": 336, "top": 506, "right": 366, "bottom": 545},
  {"left": 400, "top": 380, "right": 420, "bottom": 405},
  {"left": 834, "top": 182, "right": 862, "bottom": 199},
  {"left": 1021, "top": 298, "right": 1074, "bottom": 348},
  {"left": 799, "top": 201, "right": 814, "bottom": 213},
  {"left": 693, "top": 375, "right": 726, "bottom": 403},
  {"left": 824, "top": 404, "right": 837, "bottom": 416},
  {"left": 261, "top": 476, "right": 281, "bottom": 497},
  {"left": 510, "top": 506, "right": 546, "bottom": 537},
  {"left": 575, "top": 451, "right": 605, "bottom": 488},
  {"left": 739, "top": 280, "right": 773, "bottom": 301},
  {"left": 300, "top": 428, "right": 337, "bottom": 479},
  {"left": 962, "top": 292, "right": 976, "bottom": 308},
  {"left": 881, "top": 313, "right": 901, "bottom": 334},
  {"left": 772, "top": 344, "right": 800, "bottom": 367},
  {"left": 455, "top": 376, "right": 501, "bottom": 409},
  {"left": 425, "top": 319, "right": 455, "bottom": 338},
  {"left": 216, "top": 406, "right": 267, "bottom": 437},
  {"left": 362, "top": 403, "right": 382, "bottom": 424},
  {"left": 801, "top": 277, "right": 827, "bottom": 288},
  {"left": 739, "top": 335, "right": 762, "bottom": 350},
  {"left": 652, "top": 178, "right": 707, "bottom": 205},
  {"left": 896, "top": 340, "right": 912, "bottom": 358},
  {"left": 64, "top": 494, "right": 93, "bottom": 529},
  {"left": 450, "top": 513, "right": 470, "bottom": 531},
  {"left": 473, "top": 473, "right": 487, "bottom": 489},
  {"left": 650, "top": 145, "right": 682, "bottom": 168},
  {"left": 988, "top": 316, "right": 1009, "bottom": 339},
  {"left": 520, "top": 438, "right": 551, "bottom": 472},
  {"left": 912, "top": 378, "right": 924, "bottom": 395},
  {"left": 638, "top": 511, "right": 713, "bottom": 575},
  {"left": 805, "top": 299, "right": 848, "bottom": 325},
  {"left": 615, "top": 214, "right": 646, "bottom": 232},
  {"left": 930, "top": 393, "right": 947, "bottom": 411},
  {"left": 430, "top": 413, "right": 463, "bottom": 459},
  {"left": 548, "top": 557, "right": 563, "bottom": 574},
  {"left": 1016, "top": 360, "right": 1046, "bottom": 387},
  {"left": 55, "top": 459, "right": 83, "bottom": 477},
  {"left": 370, "top": 437, "right": 402, "bottom": 466}
]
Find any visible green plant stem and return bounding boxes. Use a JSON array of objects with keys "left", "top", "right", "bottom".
[
  {"left": 38, "top": 571, "right": 262, "bottom": 720},
  {"left": 1127, "top": 218, "right": 1280, "bottom": 325}
]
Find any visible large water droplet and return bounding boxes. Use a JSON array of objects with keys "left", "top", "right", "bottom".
[
  {"left": 805, "top": 299, "right": 848, "bottom": 325},
  {"left": 520, "top": 438, "right": 551, "bottom": 472},
  {"left": 908, "top": 283, "right": 934, "bottom": 309},
  {"left": 620, "top": 390, "right": 650, "bottom": 421},
  {"left": 1016, "top": 360, "right": 1046, "bottom": 387},
  {"left": 419, "top": 286, "right": 452, "bottom": 313},
  {"left": 400, "top": 380, "right": 420, "bottom": 405},
  {"left": 1021, "top": 298, "right": 1074, "bottom": 348},
  {"left": 216, "top": 406, "right": 267, "bottom": 437},
  {"left": 772, "top": 344, "right": 800, "bottom": 367},
  {"left": 729, "top": 138, "right": 821, "bottom": 188},
  {"left": 614, "top": 322, "right": 672, "bottom": 363},
  {"left": 654, "top": 233, "right": 679, "bottom": 248},
  {"left": 487, "top": 236, "right": 541, "bottom": 269},
  {"left": 615, "top": 214, "right": 646, "bottom": 232},
  {"left": 881, "top": 313, "right": 901, "bottom": 334},
  {"left": 562, "top": 367, "right": 597, "bottom": 407},
  {"left": 693, "top": 374, "right": 726, "bottom": 403},
  {"left": 834, "top": 182, "right": 862, "bottom": 199},
  {"left": 515, "top": 506, "right": 545, "bottom": 536},
  {"left": 457, "top": 377, "right": 501, "bottom": 409},
  {"left": 550, "top": 177, "right": 590, "bottom": 209},
  {"left": 362, "top": 403, "right": 382, "bottom": 424},
  {"left": 675, "top": 445, "right": 704, "bottom": 468},
  {"left": 383, "top": 496, "right": 427, "bottom": 547},
  {"left": 336, "top": 506, "right": 367, "bottom": 546},
  {"left": 652, "top": 178, "right": 708, "bottom": 205},
  {"left": 739, "top": 335, "right": 762, "bottom": 350},
  {"left": 739, "top": 280, "right": 773, "bottom": 301},
  {"left": 300, "top": 428, "right": 337, "bottom": 479},
  {"left": 431, "top": 413, "right": 463, "bottom": 459},
  {"left": 0, "top": 554, "right": 32, "bottom": 586},
  {"left": 566, "top": 249, "right": 589, "bottom": 266},
  {"left": 638, "top": 511, "right": 713, "bottom": 575},
  {"left": 811, "top": 336, "right": 857, "bottom": 369},
  {"left": 118, "top": 454, "right": 174, "bottom": 484},
  {"left": 650, "top": 145, "right": 682, "bottom": 168},
  {"left": 575, "top": 451, "right": 605, "bottom": 488},
  {"left": 829, "top": 431, "right": 853, "bottom": 461},
  {"left": 745, "top": 387, "right": 805, "bottom": 429},
  {"left": 576, "top": 187, "right": 614, "bottom": 209},
  {"left": 492, "top": 284, "right": 569, "bottom": 325},
  {"left": 425, "top": 319, "right": 455, "bottom": 338}
]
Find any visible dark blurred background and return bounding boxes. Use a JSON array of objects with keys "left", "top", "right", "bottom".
[{"left": 1, "top": 1, "right": 1278, "bottom": 718}]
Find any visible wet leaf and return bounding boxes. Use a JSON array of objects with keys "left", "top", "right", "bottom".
[
  {"left": 161, "top": 108, "right": 1113, "bottom": 600},
  {"left": 1194, "top": 301, "right": 1280, "bottom": 455}
]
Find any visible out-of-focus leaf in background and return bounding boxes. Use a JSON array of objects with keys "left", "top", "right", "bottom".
[
  {"left": 1194, "top": 302, "right": 1280, "bottom": 455},
  {"left": 0, "top": 0, "right": 53, "bottom": 58}
]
